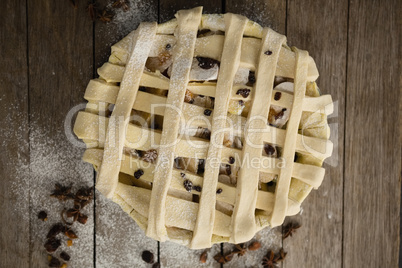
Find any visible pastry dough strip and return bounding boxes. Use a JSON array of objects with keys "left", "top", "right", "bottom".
[
  {"left": 108, "top": 34, "right": 319, "bottom": 80},
  {"left": 83, "top": 148, "right": 303, "bottom": 215},
  {"left": 74, "top": 110, "right": 328, "bottom": 186},
  {"left": 95, "top": 22, "right": 157, "bottom": 198},
  {"left": 231, "top": 28, "right": 286, "bottom": 243},
  {"left": 270, "top": 48, "right": 309, "bottom": 227},
  {"left": 190, "top": 13, "right": 248, "bottom": 249},
  {"left": 146, "top": 7, "right": 203, "bottom": 241},
  {"left": 85, "top": 75, "right": 333, "bottom": 115}
]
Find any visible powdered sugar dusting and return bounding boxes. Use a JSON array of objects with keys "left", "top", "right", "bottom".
[{"left": 108, "top": 0, "right": 158, "bottom": 38}]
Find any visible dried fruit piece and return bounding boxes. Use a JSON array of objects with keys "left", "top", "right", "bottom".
[
  {"left": 264, "top": 50, "right": 273, "bottom": 55},
  {"left": 44, "top": 238, "right": 61, "bottom": 253},
  {"left": 77, "top": 213, "right": 88, "bottom": 225},
  {"left": 47, "top": 223, "right": 66, "bottom": 239},
  {"left": 236, "top": 88, "right": 251, "bottom": 98},
  {"left": 38, "top": 211, "right": 48, "bottom": 221},
  {"left": 204, "top": 109, "right": 212, "bottom": 116},
  {"left": 183, "top": 180, "right": 193, "bottom": 192},
  {"left": 200, "top": 250, "right": 208, "bottom": 263},
  {"left": 216, "top": 188, "right": 223, "bottom": 194},
  {"left": 48, "top": 256, "right": 61, "bottom": 267},
  {"left": 192, "top": 185, "right": 202, "bottom": 192},
  {"left": 274, "top": 92, "right": 282, "bottom": 101},
  {"left": 142, "top": 149, "right": 158, "bottom": 163},
  {"left": 229, "top": 156, "right": 235, "bottom": 164},
  {"left": 196, "top": 57, "right": 219, "bottom": 69},
  {"left": 65, "top": 229, "right": 78, "bottom": 239},
  {"left": 141, "top": 250, "right": 154, "bottom": 264},
  {"left": 248, "top": 241, "right": 261, "bottom": 251},
  {"left": 60, "top": 251, "right": 71, "bottom": 261},
  {"left": 264, "top": 144, "right": 276, "bottom": 156},
  {"left": 134, "top": 169, "right": 144, "bottom": 179}
]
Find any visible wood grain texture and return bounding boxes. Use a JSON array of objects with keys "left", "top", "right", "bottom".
[
  {"left": 343, "top": 0, "right": 401, "bottom": 267},
  {"left": 0, "top": 0, "right": 30, "bottom": 267},
  {"left": 94, "top": 1, "right": 159, "bottom": 267},
  {"left": 159, "top": 0, "right": 222, "bottom": 23},
  {"left": 284, "top": 0, "right": 348, "bottom": 267},
  {"left": 27, "top": 0, "right": 94, "bottom": 267}
]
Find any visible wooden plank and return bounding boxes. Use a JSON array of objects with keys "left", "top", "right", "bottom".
[
  {"left": 0, "top": 0, "right": 30, "bottom": 267},
  {"left": 94, "top": 1, "right": 159, "bottom": 267},
  {"left": 157, "top": 2, "right": 224, "bottom": 267},
  {"left": 27, "top": 1, "right": 94, "bottom": 267},
  {"left": 283, "top": 1, "right": 348, "bottom": 267},
  {"left": 159, "top": 0, "right": 222, "bottom": 23},
  {"left": 222, "top": 1, "right": 286, "bottom": 267},
  {"left": 343, "top": 0, "right": 401, "bottom": 267}
]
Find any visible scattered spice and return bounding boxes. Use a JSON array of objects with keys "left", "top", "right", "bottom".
[
  {"left": 48, "top": 256, "right": 62, "bottom": 267},
  {"left": 142, "top": 149, "right": 158, "bottom": 163},
  {"left": 38, "top": 211, "right": 48, "bottom": 221},
  {"left": 236, "top": 88, "right": 251, "bottom": 98},
  {"left": 67, "top": 240, "right": 73, "bottom": 247},
  {"left": 65, "top": 229, "right": 78, "bottom": 239},
  {"left": 152, "top": 263, "right": 160, "bottom": 268},
  {"left": 282, "top": 221, "right": 301, "bottom": 239},
  {"left": 74, "top": 187, "right": 93, "bottom": 208},
  {"left": 229, "top": 156, "right": 235, "bottom": 164},
  {"left": 65, "top": 205, "right": 82, "bottom": 222},
  {"left": 50, "top": 183, "right": 74, "bottom": 201},
  {"left": 196, "top": 57, "right": 219, "bottom": 70},
  {"left": 183, "top": 180, "right": 193, "bottom": 192},
  {"left": 232, "top": 244, "right": 247, "bottom": 256},
  {"left": 274, "top": 92, "right": 282, "bottom": 101},
  {"left": 248, "top": 241, "right": 261, "bottom": 251},
  {"left": 44, "top": 238, "right": 61, "bottom": 253},
  {"left": 214, "top": 253, "right": 232, "bottom": 264},
  {"left": 112, "top": 0, "right": 129, "bottom": 11},
  {"left": 216, "top": 188, "right": 223, "bottom": 194},
  {"left": 204, "top": 109, "right": 212, "bottom": 116},
  {"left": 77, "top": 213, "right": 88, "bottom": 225},
  {"left": 47, "top": 223, "right": 66, "bottom": 239},
  {"left": 98, "top": 9, "right": 113, "bottom": 23},
  {"left": 134, "top": 169, "right": 144, "bottom": 179},
  {"left": 60, "top": 251, "right": 71, "bottom": 262},
  {"left": 141, "top": 250, "right": 154, "bottom": 264},
  {"left": 264, "top": 144, "right": 276, "bottom": 156},
  {"left": 264, "top": 50, "right": 273, "bottom": 55},
  {"left": 86, "top": 3, "right": 97, "bottom": 21},
  {"left": 200, "top": 250, "right": 208, "bottom": 263},
  {"left": 61, "top": 264, "right": 68, "bottom": 268}
]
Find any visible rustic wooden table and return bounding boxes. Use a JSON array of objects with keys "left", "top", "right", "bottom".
[{"left": 1, "top": 0, "right": 400, "bottom": 267}]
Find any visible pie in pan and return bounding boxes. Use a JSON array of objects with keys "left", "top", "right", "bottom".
[{"left": 74, "top": 7, "right": 333, "bottom": 248}]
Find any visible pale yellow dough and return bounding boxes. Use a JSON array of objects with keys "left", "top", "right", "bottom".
[{"left": 73, "top": 7, "right": 333, "bottom": 248}]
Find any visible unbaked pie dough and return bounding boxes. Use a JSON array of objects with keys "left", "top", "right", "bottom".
[{"left": 74, "top": 7, "right": 333, "bottom": 249}]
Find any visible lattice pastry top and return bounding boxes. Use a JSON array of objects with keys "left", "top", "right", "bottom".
[{"left": 74, "top": 7, "right": 333, "bottom": 249}]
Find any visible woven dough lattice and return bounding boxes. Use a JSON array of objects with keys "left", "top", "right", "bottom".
[{"left": 74, "top": 7, "right": 333, "bottom": 249}]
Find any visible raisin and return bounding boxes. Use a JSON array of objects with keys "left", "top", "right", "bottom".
[
  {"left": 236, "top": 88, "right": 250, "bottom": 98},
  {"left": 193, "top": 185, "right": 202, "bottom": 192},
  {"left": 248, "top": 71, "right": 256, "bottom": 85},
  {"left": 60, "top": 251, "right": 71, "bottom": 261},
  {"left": 216, "top": 188, "right": 223, "bottom": 194},
  {"left": 141, "top": 250, "right": 154, "bottom": 264},
  {"left": 264, "top": 50, "right": 273, "bottom": 55},
  {"left": 264, "top": 144, "right": 276, "bottom": 156},
  {"left": 204, "top": 109, "right": 212, "bottom": 116},
  {"left": 134, "top": 169, "right": 144, "bottom": 179},
  {"left": 196, "top": 57, "right": 219, "bottom": 69},
  {"left": 38, "top": 211, "right": 48, "bottom": 221},
  {"left": 229, "top": 156, "right": 235, "bottom": 164},
  {"left": 274, "top": 92, "right": 282, "bottom": 101},
  {"left": 183, "top": 180, "right": 193, "bottom": 192},
  {"left": 44, "top": 238, "right": 61, "bottom": 253}
]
